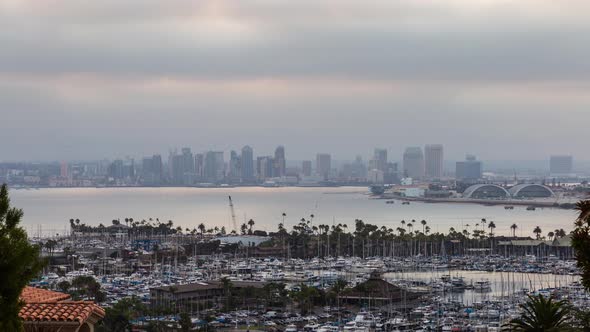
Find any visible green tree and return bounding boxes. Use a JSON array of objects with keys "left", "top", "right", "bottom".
[
  {"left": 71, "top": 275, "right": 105, "bottom": 302},
  {"left": 247, "top": 218, "right": 255, "bottom": 234},
  {"left": 533, "top": 226, "right": 543, "bottom": 240},
  {"left": 511, "top": 223, "right": 518, "bottom": 237},
  {"left": 179, "top": 312, "right": 193, "bottom": 331},
  {"left": 572, "top": 200, "right": 590, "bottom": 291},
  {"left": 57, "top": 280, "right": 71, "bottom": 293},
  {"left": 0, "top": 184, "right": 45, "bottom": 331},
  {"left": 504, "top": 294, "right": 572, "bottom": 331},
  {"left": 97, "top": 296, "right": 147, "bottom": 332}
]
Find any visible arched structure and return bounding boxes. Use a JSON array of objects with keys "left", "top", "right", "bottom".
[
  {"left": 508, "top": 184, "right": 555, "bottom": 198},
  {"left": 463, "top": 184, "right": 510, "bottom": 199}
]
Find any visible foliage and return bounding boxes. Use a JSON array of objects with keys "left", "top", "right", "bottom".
[
  {"left": 0, "top": 184, "right": 45, "bottom": 331},
  {"left": 179, "top": 312, "right": 193, "bottom": 331},
  {"left": 97, "top": 296, "right": 148, "bottom": 332},
  {"left": 57, "top": 280, "right": 71, "bottom": 293},
  {"left": 572, "top": 200, "right": 590, "bottom": 291},
  {"left": 503, "top": 294, "right": 572, "bottom": 331},
  {"left": 71, "top": 275, "right": 106, "bottom": 302}
]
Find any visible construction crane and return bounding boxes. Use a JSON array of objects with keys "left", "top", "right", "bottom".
[{"left": 228, "top": 196, "right": 238, "bottom": 234}]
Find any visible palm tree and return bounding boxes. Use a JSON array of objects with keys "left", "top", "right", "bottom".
[
  {"left": 240, "top": 223, "right": 248, "bottom": 235},
  {"left": 511, "top": 223, "right": 518, "bottom": 237},
  {"left": 533, "top": 226, "right": 543, "bottom": 240},
  {"left": 488, "top": 221, "right": 496, "bottom": 237},
  {"left": 198, "top": 223, "right": 206, "bottom": 236},
  {"left": 504, "top": 294, "right": 572, "bottom": 331},
  {"left": 576, "top": 200, "right": 590, "bottom": 226},
  {"left": 421, "top": 220, "right": 427, "bottom": 234},
  {"left": 247, "top": 219, "right": 255, "bottom": 234}
]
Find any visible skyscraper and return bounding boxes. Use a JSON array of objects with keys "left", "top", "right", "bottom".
[
  {"left": 141, "top": 154, "right": 163, "bottom": 185},
  {"left": 241, "top": 145, "right": 255, "bottom": 182},
  {"left": 301, "top": 160, "right": 312, "bottom": 177},
  {"left": 550, "top": 155, "right": 573, "bottom": 175},
  {"left": 403, "top": 147, "right": 425, "bottom": 179},
  {"left": 229, "top": 150, "right": 241, "bottom": 182},
  {"left": 371, "top": 148, "right": 387, "bottom": 172},
  {"left": 424, "top": 144, "right": 444, "bottom": 179},
  {"left": 257, "top": 156, "right": 274, "bottom": 180},
  {"left": 456, "top": 154, "right": 482, "bottom": 180},
  {"left": 204, "top": 151, "right": 224, "bottom": 183},
  {"left": 274, "top": 146, "right": 286, "bottom": 177},
  {"left": 316, "top": 153, "right": 331, "bottom": 180},
  {"left": 195, "top": 154, "right": 204, "bottom": 180}
]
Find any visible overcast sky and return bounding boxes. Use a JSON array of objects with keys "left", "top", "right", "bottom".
[{"left": 1, "top": 0, "right": 589, "bottom": 162}]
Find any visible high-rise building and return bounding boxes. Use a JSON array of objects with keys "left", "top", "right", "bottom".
[
  {"left": 301, "top": 160, "right": 312, "bottom": 177},
  {"left": 170, "top": 154, "right": 185, "bottom": 185},
  {"left": 60, "top": 161, "right": 68, "bottom": 178},
  {"left": 108, "top": 159, "right": 125, "bottom": 179},
  {"left": 316, "top": 153, "right": 331, "bottom": 180},
  {"left": 550, "top": 155, "right": 573, "bottom": 175},
  {"left": 274, "top": 146, "right": 286, "bottom": 177},
  {"left": 257, "top": 156, "right": 274, "bottom": 180},
  {"left": 403, "top": 147, "right": 425, "bottom": 179},
  {"left": 181, "top": 147, "right": 195, "bottom": 185},
  {"left": 142, "top": 154, "right": 163, "bottom": 185},
  {"left": 229, "top": 150, "right": 241, "bottom": 182},
  {"left": 456, "top": 154, "right": 482, "bottom": 180},
  {"left": 371, "top": 149, "right": 388, "bottom": 172},
  {"left": 241, "top": 145, "right": 255, "bottom": 182},
  {"left": 424, "top": 144, "right": 444, "bottom": 179},
  {"left": 195, "top": 154, "right": 204, "bottom": 180},
  {"left": 204, "top": 151, "right": 224, "bottom": 183}
]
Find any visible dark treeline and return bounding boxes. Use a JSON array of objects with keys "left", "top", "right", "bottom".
[{"left": 69, "top": 215, "right": 569, "bottom": 259}]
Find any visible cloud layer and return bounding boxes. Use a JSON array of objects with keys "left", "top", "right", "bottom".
[{"left": 1, "top": 0, "right": 589, "bottom": 161}]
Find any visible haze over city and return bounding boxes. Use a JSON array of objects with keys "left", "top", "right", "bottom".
[{"left": 2, "top": 0, "right": 590, "bottom": 161}]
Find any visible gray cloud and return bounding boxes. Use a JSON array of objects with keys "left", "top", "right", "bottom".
[{"left": 0, "top": 0, "right": 589, "bottom": 162}]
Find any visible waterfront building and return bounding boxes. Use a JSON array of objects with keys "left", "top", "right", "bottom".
[
  {"left": 498, "top": 235, "right": 574, "bottom": 259},
  {"left": 339, "top": 271, "right": 421, "bottom": 305},
  {"left": 301, "top": 160, "right": 312, "bottom": 177},
  {"left": 194, "top": 153, "right": 204, "bottom": 180},
  {"left": 204, "top": 151, "right": 224, "bottom": 183},
  {"left": 424, "top": 144, "right": 443, "bottom": 179},
  {"left": 274, "top": 146, "right": 286, "bottom": 177},
  {"left": 371, "top": 148, "right": 388, "bottom": 172},
  {"left": 340, "top": 155, "right": 367, "bottom": 182},
  {"left": 384, "top": 162, "right": 399, "bottom": 184},
  {"left": 508, "top": 184, "right": 555, "bottom": 198},
  {"left": 403, "top": 147, "right": 425, "bottom": 179},
  {"left": 367, "top": 169, "right": 384, "bottom": 184},
  {"left": 229, "top": 150, "right": 241, "bottom": 182},
  {"left": 60, "top": 161, "right": 68, "bottom": 178},
  {"left": 151, "top": 281, "right": 266, "bottom": 314},
  {"left": 316, "top": 153, "right": 332, "bottom": 180},
  {"left": 550, "top": 155, "right": 573, "bottom": 175},
  {"left": 257, "top": 156, "right": 274, "bottom": 180},
  {"left": 107, "top": 159, "right": 125, "bottom": 180},
  {"left": 241, "top": 145, "right": 255, "bottom": 182},
  {"left": 463, "top": 184, "right": 510, "bottom": 199},
  {"left": 141, "top": 154, "right": 163, "bottom": 185},
  {"left": 456, "top": 154, "right": 482, "bottom": 180}
]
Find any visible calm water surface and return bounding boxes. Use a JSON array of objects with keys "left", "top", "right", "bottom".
[
  {"left": 383, "top": 270, "right": 580, "bottom": 305},
  {"left": 10, "top": 187, "right": 577, "bottom": 237}
]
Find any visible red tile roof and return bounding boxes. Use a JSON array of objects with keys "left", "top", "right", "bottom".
[
  {"left": 21, "top": 286, "right": 71, "bottom": 303},
  {"left": 20, "top": 302, "right": 105, "bottom": 323},
  {"left": 19, "top": 287, "right": 105, "bottom": 323}
]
